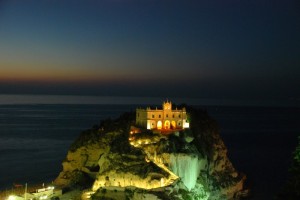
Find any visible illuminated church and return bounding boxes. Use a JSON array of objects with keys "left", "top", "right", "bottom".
[{"left": 136, "top": 100, "right": 189, "bottom": 130}]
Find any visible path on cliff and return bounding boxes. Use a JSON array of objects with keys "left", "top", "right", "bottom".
[{"left": 144, "top": 150, "right": 179, "bottom": 187}]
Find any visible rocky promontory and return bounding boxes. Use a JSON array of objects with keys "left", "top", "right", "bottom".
[{"left": 54, "top": 106, "right": 248, "bottom": 199}]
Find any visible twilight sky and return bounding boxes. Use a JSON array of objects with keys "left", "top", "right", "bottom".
[{"left": 0, "top": 0, "right": 299, "bottom": 100}]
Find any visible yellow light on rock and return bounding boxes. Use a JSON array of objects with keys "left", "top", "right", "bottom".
[{"left": 8, "top": 196, "right": 16, "bottom": 200}]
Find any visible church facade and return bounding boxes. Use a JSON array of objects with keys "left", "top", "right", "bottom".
[{"left": 136, "top": 101, "right": 189, "bottom": 130}]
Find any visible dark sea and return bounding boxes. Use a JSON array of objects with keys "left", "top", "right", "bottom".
[{"left": 0, "top": 95, "right": 299, "bottom": 199}]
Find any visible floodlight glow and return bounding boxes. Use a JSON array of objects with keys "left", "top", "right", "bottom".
[
  {"left": 8, "top": 196, "right": 16, "bottom": 200},
  {"left": 39, "top": 195, "right": 48, "bottom": 200}
]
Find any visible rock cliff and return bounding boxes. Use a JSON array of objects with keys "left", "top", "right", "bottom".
[{"left": 54, "top": 107, "right": 247, "bottom": 199}]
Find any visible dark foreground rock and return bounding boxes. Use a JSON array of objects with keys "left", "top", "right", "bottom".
[{"left": 277, "top": 136, "right": 300, "bottom": 200}]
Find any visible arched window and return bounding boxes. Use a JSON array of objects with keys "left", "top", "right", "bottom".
[
  {"left": 171, "top": 121, "right": 176, "bottom": 129},
  {"left": 164, "top": 120, "right": 170, "bottom": 129},
  {"left": 157, "top": 121, "right": 162, "bottom": 129}
]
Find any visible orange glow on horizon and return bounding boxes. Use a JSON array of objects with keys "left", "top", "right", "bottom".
[
  {"left": 0, "top": 65, "right": 108, "bottom": 82},
  {"left": 0, "top": 67, "right": 137, "bottom": 84},
  {"left": 0, "top": 61, "right": 189, "bottom": 85}
]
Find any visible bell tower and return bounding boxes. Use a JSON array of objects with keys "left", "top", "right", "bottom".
[{"left": 163, "top": 101, "right": 172, "bottom": 110}]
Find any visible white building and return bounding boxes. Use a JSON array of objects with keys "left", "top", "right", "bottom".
[
  {"left": 7, "top": 186, "right": 61, "bottom": 200},
  {"left": 136, "top": 101, "right": 189, "bottom": 130}
]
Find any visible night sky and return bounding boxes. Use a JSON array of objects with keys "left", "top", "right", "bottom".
[{"left": 0, "top": 0, "right": 299, "bottom": 101}]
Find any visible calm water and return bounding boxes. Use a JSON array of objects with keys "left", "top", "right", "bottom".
[
  {"left": 204, "top": 106, "right": 300, "bottom": 199},
  {"left": 0, "top": 103, "right": 299, "bottom": 200},
  {"left": 0, "top": 104, "right": 137, "bottom": 189}
]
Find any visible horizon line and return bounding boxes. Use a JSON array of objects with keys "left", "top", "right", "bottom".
[{"left": 0, "top": 94, "right": 298, "bottom": 108}]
